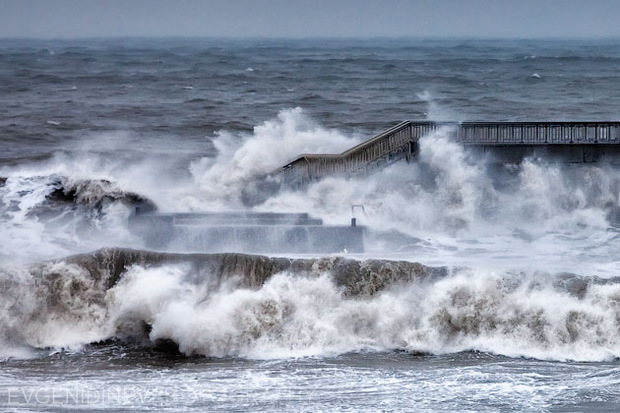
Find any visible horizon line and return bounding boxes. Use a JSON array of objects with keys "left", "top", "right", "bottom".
[{"left": 2, "top": 34, "right": 620, "bottom": 42}]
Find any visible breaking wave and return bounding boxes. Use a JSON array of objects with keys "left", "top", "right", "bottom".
[
  {"left": 0, "top": 174, "right": 154, "bottom": 261},
  {"left": 1, "top": 108, "right": 619, "bottom": 274},
  {"left": 188, "top": 107, "right": 362, "bottom": 207},
  {"left": 2, "top": 248, "right": 620, "bottom": 362},
  {"left": 2, "top": 109, "right": 620, "bottom": 363}
]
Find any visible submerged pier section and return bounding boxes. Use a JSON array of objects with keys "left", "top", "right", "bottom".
[
  {"left": 129, "top": 211, "right": 364, "bottom": 254},
  {"left": 276, "top": 121, "right": 620, "bottom": 187}
]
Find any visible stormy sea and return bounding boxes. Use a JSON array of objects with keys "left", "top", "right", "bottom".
[{"left": 2, "top": 37, "right": 620, "bottom": 411}]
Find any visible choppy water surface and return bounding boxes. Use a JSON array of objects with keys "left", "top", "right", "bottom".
[
  {"left": 2, "top": 37, "right": 620, "bottom": 411},
  {"left": 3, "top": 349, "right": 620, "bottom": 412}
]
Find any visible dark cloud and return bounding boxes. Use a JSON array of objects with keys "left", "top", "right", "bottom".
[{"left": 1, "top": 0, "right": 619, "bottom": 39}]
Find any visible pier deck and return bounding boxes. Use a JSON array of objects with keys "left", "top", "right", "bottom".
[
  {"left": 129, "top": 211, "right": 364, "bottom": 254},
  {"left": 276, "top": 121, "right": 620, "bottom": 187}
]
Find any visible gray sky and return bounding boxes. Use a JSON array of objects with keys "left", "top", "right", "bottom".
[{"left": 1, "top": 0, "right": 620, "bottom": 39}]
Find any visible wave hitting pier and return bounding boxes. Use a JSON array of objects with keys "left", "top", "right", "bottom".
[
  {"left": 129, "top": 211, "right": 364, "bottom": 254},
  {"left": 130, "top": 122, "right": 620, "bottom": 253},
  {"left": 275, "top": 121, "right": 620, "bottom": 187}
]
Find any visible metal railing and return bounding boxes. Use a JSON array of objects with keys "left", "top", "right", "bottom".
[
  {"left": 276, "top": 121, "right": 438, "bottom": 186},
  {"left": 457, "top": 121, "right": 620, "bottom": 145},
  {"left": 275, "top": 121, "right": 620, "bottom": 186}
]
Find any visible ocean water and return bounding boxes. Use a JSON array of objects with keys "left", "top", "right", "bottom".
[{"left": 2, "top": 37, "right": 620, "bottom": 411}]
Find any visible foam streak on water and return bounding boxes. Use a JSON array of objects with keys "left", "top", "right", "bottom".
[{"left": 1, "top": 351, "right": 620, "bottom": 412}]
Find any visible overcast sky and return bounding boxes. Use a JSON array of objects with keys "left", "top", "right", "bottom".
[{"left": 1, "top": 0, "right": 619, "bottom": 39}]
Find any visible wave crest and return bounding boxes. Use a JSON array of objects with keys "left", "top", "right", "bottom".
[{"left": 2, "top": 249, "right": 620, "bottom": 361}]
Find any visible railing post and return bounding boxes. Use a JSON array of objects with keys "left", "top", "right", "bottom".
[{"left": 595, "top": 124, "right": 598, "bottom": 143}]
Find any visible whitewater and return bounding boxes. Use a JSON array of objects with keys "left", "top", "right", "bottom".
[{"left": 2, "top": 37, "right": 620, "bottom": 411}]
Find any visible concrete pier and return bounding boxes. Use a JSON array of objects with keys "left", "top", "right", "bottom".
[{"left": 129, "top": 211, "right": 364, "bottom": 254}]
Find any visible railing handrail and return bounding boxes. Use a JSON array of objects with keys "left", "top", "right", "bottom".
[
  {"left": 274, "top": 121, "right": 620, "bottom": 186},
  {"left": 457, "top": 121, "right": 620, "bottom": 145},
  {"left": 460, "top": 121, "right": 620, "bottom": 126},
  {"left": 279, "top": 120, "right": 417, "bottom": 167}
]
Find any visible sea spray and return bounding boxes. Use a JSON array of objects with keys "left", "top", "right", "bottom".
[
  {"left": 2, "top": 110, "right": 620, "bottom": 265},
  {"left": 0, "top": 174, "right": 154, "bottom": 261},
  {"left": 259, "top": 124, "right": 617, "bottom": 235},
  {"left": 0, "top": 248, "right": 438, "bottom": 355},
  {"left": 1, "top": 112, "right": 619, "bottom": 283},
  {"left": 2, "top": 248, "right": 620, "bottom": 361},
  {"left": 110, "top": 264, "right": 620, "bottom": 361},
  {"left": 188, "top": 107, "right": 362, "bottom": 207},
  {"left": 0, "top": 261, "right": 112, "bottom": 352},
  {"left": 3, "top": 37, "right": 620, "bottom": 412}
]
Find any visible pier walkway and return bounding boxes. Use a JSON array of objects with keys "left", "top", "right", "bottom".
[{"left": 275, "top": 121, "right": 620, "bottom": 187}]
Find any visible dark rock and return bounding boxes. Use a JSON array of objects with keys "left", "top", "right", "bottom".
[
  {"left": 45, "top": 177, "right": 157, "bottom": 213},
  {"left": 25, "top": 176, "right": 157, "bottom": 222}
]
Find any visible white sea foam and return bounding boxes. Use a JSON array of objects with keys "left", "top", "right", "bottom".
[
  {"left": 254, "top": 123, "right": 619, "bottom": 273},
  {"left": 0, "top": 173, "right": 141, "bottom": 261},
  {"left": 2, "top": 109, "right": 356, "bottom": 259},
  {"left": 2, "top": 107, "right": 619, "bottom": 272},
  {"left": 187, "top": 107, "right": 361, "bottom": 208},
  {"left": 2, "top": 109, "right": 620, "bottom": 362},
  {"left": 105, "top": 265, "right": 620, "bottom": 361},
  {"left": 0, "top": 261, "right": 111, "bottom": 357},
  {"left": 0, "top": 261, "right": 605, "bottom": 362},
  {"left": 3, "top": 255, "right": 620, "bottom": 361}
]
